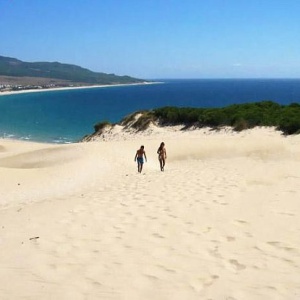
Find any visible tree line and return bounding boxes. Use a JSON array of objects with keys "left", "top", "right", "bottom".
[
  {"left": 94, "top": 101, "right": 300, "bottom": 135},
  {"left": 153, "top": 101, "right": 300, "bottom": 135}
]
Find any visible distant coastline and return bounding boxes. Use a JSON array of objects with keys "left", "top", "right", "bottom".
[
  {"left": 1, "top": 79, "right": 299, "bottom": 144},
  {"left": 0, "top": 81, "right": 161, "bottom": 97}
]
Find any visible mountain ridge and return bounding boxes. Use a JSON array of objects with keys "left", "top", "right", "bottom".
[{"left": 0, "top": 55, "right": 144, "bottom": 85}]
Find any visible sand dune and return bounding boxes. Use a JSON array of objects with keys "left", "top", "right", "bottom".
[
  {"left": 0, "top": 146, "right": 82, "bottom": 169},
  {"left": 0, "top": 128, "right": 299, "bottom": 299}
]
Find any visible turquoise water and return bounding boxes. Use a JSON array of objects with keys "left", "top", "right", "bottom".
[{"left": 1, "top": 79, "right": 300, "bottom": 143}]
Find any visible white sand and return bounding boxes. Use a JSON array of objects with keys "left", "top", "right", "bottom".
[
  {"left": 0, "top": 81, "right": 157, "bottom": 97},
  {"left": 0, "top": 127, "right": 300, "bottom": 299}
]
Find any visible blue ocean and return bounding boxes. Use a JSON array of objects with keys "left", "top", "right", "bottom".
[{"left": 1, "top": 79, "right": 300, "bottom": 143}]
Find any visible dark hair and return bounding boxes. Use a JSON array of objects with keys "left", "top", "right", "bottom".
[{"left": 158, "top": 142, "right": 165, "bottom": 152}]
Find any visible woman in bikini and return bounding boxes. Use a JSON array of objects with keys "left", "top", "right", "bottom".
[{"left": 157, "top": 142, "right": 167, "bottom": 171}]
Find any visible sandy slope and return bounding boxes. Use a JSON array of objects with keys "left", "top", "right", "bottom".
[{"left": 0, "top": 128, "right": 299, "bottom": 299}]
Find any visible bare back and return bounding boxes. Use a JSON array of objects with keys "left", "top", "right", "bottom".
[{"left": 136, "top": 148, "right": 145, "bottom": 158}]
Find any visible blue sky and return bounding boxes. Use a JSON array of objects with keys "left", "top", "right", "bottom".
[{"left": 1, "top": 0, "right": 300, "bottom": 79}]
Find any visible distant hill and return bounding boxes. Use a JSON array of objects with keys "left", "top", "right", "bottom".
[{"left": 0, "top": 55, "right": 144, "bottom": 85}]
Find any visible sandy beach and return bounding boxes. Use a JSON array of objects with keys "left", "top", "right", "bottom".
[
  {"left": 0, "top": 127, "right": 300, "bottom": 299},
  {"left": 0, "top": 81, "right": 157, "bottom": 97}
]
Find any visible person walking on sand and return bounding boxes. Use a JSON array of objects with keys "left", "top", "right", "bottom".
[
  {"left": 157, "top": 142, "right": 167, "bottom": 171},
  {"left": 134, "top": 145, "right": 147, "bottom": 173}
]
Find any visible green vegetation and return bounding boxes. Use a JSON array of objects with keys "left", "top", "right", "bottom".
[
  {"left": 277, "top": 103, "right": 300, "bottom": 134},
  {"left": 94, "top": 121, "right": 112, "bottom": 132},
  {"left": 89, "top": 101, "right": 300, "bottom": 140},
  {"left": 0, "top": 55, "right": 144, "bottom": 84},
  {"left": 92, "top": 101, "right": 300, "bottom": 135},
  {"left": 152, "top": 101, "right": 300, "bottom": 135}
]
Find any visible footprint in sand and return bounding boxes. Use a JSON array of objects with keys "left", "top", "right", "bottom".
[
  {"left": 267, "top": 241, "right": 298, "bottom": 253},
  {"left": 244, "top": 232, "right": 253, "bottom": 238},
  {"left": 146, "top": 215, "right": 158, "bottom": 220},
  {"left": 189, "top": 274, "right": 219, "bottom": 292},
  {"left": 233, "top": 219, "right": 249, "bottom": 226},
  {"left": 213, "top": 199, "right": 228, "bottom": 206},
  {"left": 143, "top": 274, "right": 159, "bottom": 281},
  {"left": 278, "top": 211, "right": 295, "bottom": 216},
  {"left": 229, "top": 259, "right": 246, "bottom": 271},
  {"left": 157, "top": 265, "right": 177, "bottom": 274},
  {"left": 208, "top": 246, "right": 222, "bottom": 259},
  {"left": 152, "top": 233, "right": 165, "bottom": 239},
  {"left": 203, "top": 226, "right": 212, "bottom": 233},
  {"left": 168, "top": 214, "right": 178, "bottom": 219}
]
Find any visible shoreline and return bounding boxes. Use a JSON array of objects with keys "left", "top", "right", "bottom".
[{"left": 0, "top": 81, "right": 161, "bottom": 97}]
